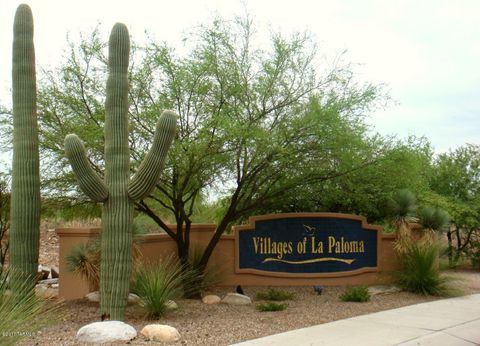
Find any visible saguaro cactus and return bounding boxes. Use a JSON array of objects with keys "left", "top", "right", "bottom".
[
  {"left": 64, "top": 23, "right": 176, "bottom": 320},
  {"left": 10, "top": 4, "right": 41, "bottom": 292}
]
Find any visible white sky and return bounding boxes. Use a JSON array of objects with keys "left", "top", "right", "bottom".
[{"left": 0, "top": 0, "right": 479, "bottom": 158}]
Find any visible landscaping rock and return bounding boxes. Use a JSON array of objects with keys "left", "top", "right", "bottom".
[
  {"left": 221, "top": 293, "right": 252, "bottom": 305},
  {"left": 35, "top": 285, "right": 57, "bottom": 299},
  {"left": 368, "top": 285, "right": 401, "bottom": 296},
  {"left": 164, "top": 300, "right": 178, "bottom": 311},
  {"left": 38, "top": 278, "right": 58, "bottom": 286},
  {"left": 141, "top": 324, "right": 180, "bottom": 342},
  {"left": 85, "top": 291, "right": 100, "bottom": 303},
  {"left": 202, "top": 294, "right": 221, "bottom": 304},
  {"left": 85, "top": 291, "right": 141, "bottom": 305},
  {"left": 128, "top": 293, "right": 141, "bottom": 304},
  {"left": 51, "top": 266, "right": 59, "bottom": 278},
  {"left": 76, "top": 321, "right": 137, "bottom": 344}
]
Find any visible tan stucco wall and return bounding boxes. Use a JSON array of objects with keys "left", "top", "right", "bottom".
[{"left": 57, "top": 224, "right": 400, "bottom": 300}]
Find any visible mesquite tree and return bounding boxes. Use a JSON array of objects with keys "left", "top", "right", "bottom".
[
  {"left": 64, "top": 23, "right": 176, "bottom": 320},
  {"left": 10, "top": 4, "right": 41, "bottom": 293}
]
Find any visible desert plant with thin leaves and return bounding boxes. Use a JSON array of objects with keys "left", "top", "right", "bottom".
[
  {"left": 132, "top": 256, "right": 188, "bottom": 318},
  {"left": 0, "top": 269, "right": 62, "bottom": 346},
  {"left": 395, "top": 241, "right": 458, "bottom": 296},
  {"left": 388, "top": 189, "right": 418, "bottom": 254},
  {"left": 417, "top": 207, "right": 449, "bottom": 245},
  {"left": 339, "top": 285, "right": 370, "bottom": 302}
]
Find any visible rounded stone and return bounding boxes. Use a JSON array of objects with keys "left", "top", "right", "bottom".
[
  {"left": 202, "top": 294, "right": 221, "bottom": 304},
  {"left": 141, "top": 324, "right": 181, "bottom": 342},
  {"left": 76, "top": 321, "right": 137, "bottom": 343}
]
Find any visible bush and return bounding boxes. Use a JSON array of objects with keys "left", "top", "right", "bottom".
[
  {"left": 0, "top": 269, "right": 62, "bottom": 346},
  {"left": 256, "top": 288, "right": 295, "bottom": 301},
  {"left": 395, "top": 241, "right": 452, "bottom": 296},
  {"left": 256, "top": 302, "right": 288, "bottom": 312},
  {"left": 339, "top": 286, "right": 370, "bottom": 302},
  {"left": 66, "top": 241, "right": 100, "bottom": 291},
  {"left": 132, "top": 256, "right": 187, "bottom": 318}
]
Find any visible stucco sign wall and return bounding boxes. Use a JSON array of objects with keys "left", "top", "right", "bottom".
[{"left": 234, "top": 213, "right": 382, "bottom": 277}]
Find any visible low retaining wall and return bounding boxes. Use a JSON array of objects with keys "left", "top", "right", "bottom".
[{"left": 57, "top": 223, "right": 399, "bottom": 300}]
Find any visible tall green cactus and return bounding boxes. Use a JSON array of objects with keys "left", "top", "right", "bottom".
[
  {"left": 64, "top": 23, "right": 176, "bottom": 320},
  {"left": 10, "top": 4, "right": 41, "bottom": 293}
]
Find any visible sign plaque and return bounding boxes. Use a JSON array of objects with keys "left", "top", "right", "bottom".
[{"left": 234, "top": 213, "right": 381, "bottom": 277}]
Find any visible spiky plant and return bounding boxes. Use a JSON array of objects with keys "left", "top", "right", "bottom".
[
  {"left": 395, "top": 242, "right": 452, "bottom": 296},
  {"left": 131, "top": 257, "right": 186, "bottom": 318},
  {"left": 417, "top": 207, "right": 449, "bottom": 245},
  {"left": 9, "top": 4, "right": 41, "bottom": 294},
  {"left": 0, "top": 269, "right": 61, "bottom": 346},
  {"left": 388, "top": 189, "right": 417, "bottom": 254},
  {"left": 64, "top": 24, "right": 176, "bottom": 320}
]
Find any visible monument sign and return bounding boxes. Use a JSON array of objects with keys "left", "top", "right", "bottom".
[{"left": 234, "top": 213, "right": 381, "bottom": 277}]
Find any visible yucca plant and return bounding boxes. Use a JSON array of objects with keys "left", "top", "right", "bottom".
[
  {"left": 132, "top": 256, "right": 187, "bottom": 318},
  {"left": 0, "top": 269, "right": 61, "bottom": 346},
  {"left": 395, "top": 241, "right": 452, "bottom": 296},
  {"left": 66, "top": 241, "right": 100, "bottom": 291},
  {"left": 388, "top": 189, "right": 418, "bottom": 254},
  {"left": 417, "top": 207, "right": 449, "bottom": 245}
]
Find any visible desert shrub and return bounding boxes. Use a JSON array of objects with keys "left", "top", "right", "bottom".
[
  {"left": 339, "top": 286, "right": 370, "bottom": 302},
  {"left": 395, "top": 241, "right": 453, "bottom": 296},
  {"left": 0, "top": 269, "right": 62, "bottom": 346},
  {"left": 256, "top": 302, "right": 288, "bottom": 312},
  {"left": 132, "top": 256, "right": 187, "bottom": 318},
  {"left": 66, "top": 241, "right": 100, "bottom": 291},
  {"left": 256, "top": 288, "right": 294, "bottom": 301}
]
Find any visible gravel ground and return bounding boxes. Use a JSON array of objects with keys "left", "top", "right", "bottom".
[{"left": 13, "top": 225, "right": 480, "bottom": 345}]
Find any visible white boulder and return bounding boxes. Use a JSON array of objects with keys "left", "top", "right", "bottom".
[
  {"left": 76, "top": 321, "right": 137, "bottom": 343},
  {"left": 221, "top": 292, "right": 252, "bottom": 305}
]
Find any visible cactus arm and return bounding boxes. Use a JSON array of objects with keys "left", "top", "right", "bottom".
[
  {"left": 128, "top": 110, "right": 176, "bottom": 201},
  {"left": 10, "top": 4, "right": 40, "bottom": 290},
  {"left": 64, "top": 134, "right": 109, "bottom": 202}
]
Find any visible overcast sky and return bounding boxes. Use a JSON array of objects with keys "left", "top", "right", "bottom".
[{"left": 0, "top": 0, "right": 479, "bottom": 158}]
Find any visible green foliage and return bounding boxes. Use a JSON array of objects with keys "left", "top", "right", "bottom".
[
  {"left": 31, "top": 12, "right": 386, "bottom": 294},
  {"left": 418, "top": 207, "right": 449, "bottom": 232},
  {"left": 132, "top": 257, "right": 186, "bottom": 318},
  {"left": 66, "top": 241, "right": 100, "bottom": 291},
  {"left": 395, "top": 242, "right": 452, "bottom": 296},
  {"left": 425, "top": 144, "right": 480, "bottom": 266},
  {"left": 255, "top": 302, "right": 288, "bottom": 312},
  {"left": 10, "top": 4, "right": 41, "bottom": 294},
  {"left": 0, "top": 174, "right": 10, "bottom": 271},
  {"left": 255, "top": 288, "right": 294, "bottom": 301},
  {"left": 339, "top": 286, "right": 370, "bottom": 302},
  {"left": 0, "top": 269, "right": 62, "bottom": 346},
  {"left": 388, "top": 189, "right": 418, "bottom": 223}
]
